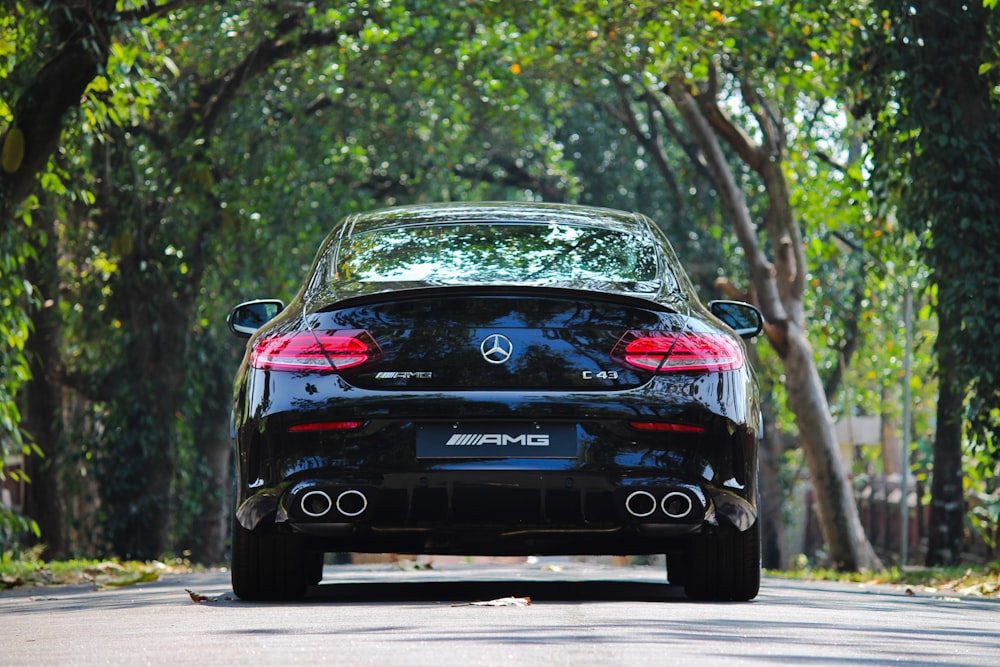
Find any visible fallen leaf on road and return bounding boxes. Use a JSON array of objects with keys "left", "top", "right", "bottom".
[
  {"left": 452, "top": 596, "right": 531, "bottom": 607},
  {"left": 394, "top": 558, "right": 434, "bottom": 570},
  {"left": 185, "top": 589, "right": 234, "bottom": 603},
  {"left": 958, "top": 581, "right": 999, "bottom": 597}
]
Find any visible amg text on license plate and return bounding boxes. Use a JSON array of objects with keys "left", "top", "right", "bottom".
[{"left": 416, "top": 423, "right": 578, "bottom": 458}]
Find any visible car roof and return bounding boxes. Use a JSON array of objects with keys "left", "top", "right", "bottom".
[{"left": 332, "top": 201, "right": 654, "bottom": 241}]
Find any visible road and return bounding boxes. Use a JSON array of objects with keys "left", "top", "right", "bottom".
[{"left": 3, "top": 560, "right": 998, "bottom": 666}]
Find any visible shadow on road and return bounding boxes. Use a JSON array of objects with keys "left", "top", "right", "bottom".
[{"left": 304, "top": 579, "right": 687, "bottom": 604}]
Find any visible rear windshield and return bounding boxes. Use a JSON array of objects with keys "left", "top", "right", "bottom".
[{"left": 322, "top": 222, "right": 664, "bottom": 296}]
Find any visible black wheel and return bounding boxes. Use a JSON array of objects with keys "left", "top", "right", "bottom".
[
  {"left": 681, "top": 520, "right": 760, "bottom": 601},
  {"left": 230, "top": 518, "right": 309, "bottom": 600}
]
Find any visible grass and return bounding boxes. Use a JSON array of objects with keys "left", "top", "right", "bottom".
[
  {"left": 766, "top": 561, "right": 1000, "bottom": 597},
  {"left": 0, "top": 546, "right": 196, "bottom": 591}
]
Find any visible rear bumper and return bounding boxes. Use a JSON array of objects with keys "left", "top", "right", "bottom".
[
  {"left": 236, "top": 469, "right": 756, "bottom": 555},
  {"left": 233, "top": 373, "right": 759, "bottom": 554}
]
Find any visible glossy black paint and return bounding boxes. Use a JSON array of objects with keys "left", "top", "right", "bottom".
[{"left": 229, "top": 202, "right": 762, "bottom": 599}]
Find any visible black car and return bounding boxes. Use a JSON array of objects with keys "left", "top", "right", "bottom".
[{"left": 227, "top": 202, "right": 763, "bottom": 601}]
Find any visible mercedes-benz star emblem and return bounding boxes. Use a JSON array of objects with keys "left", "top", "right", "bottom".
[{"left": 480, "top": 333, "right": 514, "bottom": 364}]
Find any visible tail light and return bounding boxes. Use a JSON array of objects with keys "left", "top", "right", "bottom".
[
  {"left": 629, "top": 421, "right": 706, "bottom": 433},
  {"left": 251, "top": 329, "right": 382, "bottom": 372},
  {"left": 288, "top": 421, "right": 365, "bottom": 433},
  {"left": 611, "top": 331, "right": 743, "bottom": 372}
]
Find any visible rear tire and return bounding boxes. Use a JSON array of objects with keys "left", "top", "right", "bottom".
[
  {"left": 230, "top": 518, "right": 309, "bottom": 600},
  {"left": 681, "top": 520, "right": 760, "bottom": 601}
]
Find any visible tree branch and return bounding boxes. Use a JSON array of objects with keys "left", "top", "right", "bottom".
[
  {"left": 642, "top": 84, "right": 716, "bottom": 186},
  {"left": 691, "top": 63, "right": 769, "bottom": 172},
  {"left": 455, "top": 155, "right": 567, "bottom": 202},
  {"left": 1, "top": 1, "right": 117, "bottom": 218},
  {"left": 182, "top": 14, "right": 365, "bottom": 139},
  {"left": 601, "top": 76, "right": 684, "bottom": 208},
  {"left": 118, "top": 0, "right": 201, "bottom": 22},
  {"left": 690, "top": 65, "right": 806, "bottom": 325},
  {"left": 668, "top": 76, "right": 789, "bottom": 349}
]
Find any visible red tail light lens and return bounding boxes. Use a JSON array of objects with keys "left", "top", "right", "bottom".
[
  {"left": 629, "top": 421, "right": 706, "bottom": 433},
  {"left": 288, "top": 421, "right": 365, "bottom": 433},
  {"left": 612, "top": 331, "right": 744, "bottom": 372},
  {"left": 251, "top": 330, "right": 382, "bottom": 372}
]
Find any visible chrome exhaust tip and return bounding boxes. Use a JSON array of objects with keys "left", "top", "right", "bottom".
[
  {"left": 625, "top": 490, "right": 658, "bottom": 518},
  {"left": 301, "top": 490, "right": 333, "bottom": 518},
  {"left": 661, "top": 490, "right": 694, "bottom": 519},
  {"left": 335, "top": 489, "right": 368, "bottom": 517}
]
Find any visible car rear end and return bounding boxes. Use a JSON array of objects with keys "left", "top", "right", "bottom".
[
  {"left": 237, "top": 287, "right": 757, "bottom": 544},
  {"left": 229, "top": 203, "right": 761, "bottom": 601}
]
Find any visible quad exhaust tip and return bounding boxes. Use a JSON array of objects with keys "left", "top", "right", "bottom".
[
  {"left": 301, "top": 490, "right": 333, "bottom": 518},
  {"left": 335, "top": 489, "right": 368, "bottom": 517},
  {"left": 624, "top": 490, "right": 658, "bottom": 518},
  {"left": 625, "top": 489, "right": 696, "bottom": 520},
  {"left": 661, "top": 490, "right": 694, "bottom": 519},
  {"left": 299, "top": 488, "right": 368, "bottom": 518}
]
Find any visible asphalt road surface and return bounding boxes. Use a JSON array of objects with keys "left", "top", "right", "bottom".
[{"left": 3, "top": 559, "right": 998, "bottom": 666}]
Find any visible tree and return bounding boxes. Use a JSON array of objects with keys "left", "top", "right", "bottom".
[
  {"left": 513, "top": 0, "right": 882, "bottom": 570},
  {"left": 667, "top": 73, "right": 879, "bottom": 571},
  {"left": 4, "top": 1, "right": 375, "bottom": 558},
  {"left": 7, "top": 1, "right": 582, "bottom": 559},
  {"left": 854, "top": 0, "right": 1000, "bottom": 565},
  {"left": 65, "top": 4, "right": 372, "bottom": 559},
  {"left": 1, "top": 0, "right": 129, "bottom": 548},
  {"left": 4, "top": 1, "right": 946, "bottom": 569}
]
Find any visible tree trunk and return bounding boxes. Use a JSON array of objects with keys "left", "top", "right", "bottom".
[
  {"left": 758, "top": 402, "right": 787, "bottom": 569},
  {"left": 782, "top": 323, "right": 880, "bottom": 569},
  {"left": 668, "top": 76, "right": 882, "bottom": 571},
  {"left": 907, "top": 0, "right": 992, "bottom": 568},
  {"left": 188, "top": 414, "right": 232, "bottom": 564},
  {"left": 98, "top": 257, "right": 190, "bottom": 560},
  {"left": 22, "top": 212, "right": 67, "bottom": 558},
  {"left": 925, "top": 340, "right": 966, "bottom": 565}
]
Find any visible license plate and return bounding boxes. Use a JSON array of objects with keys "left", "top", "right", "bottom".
[{"left": 416, "top": 423, "right": 578, "bottom": 459}]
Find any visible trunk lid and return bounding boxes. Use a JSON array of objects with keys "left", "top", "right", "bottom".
[{"left": 306, "top": 289, "right": 688, "bottom": 391}]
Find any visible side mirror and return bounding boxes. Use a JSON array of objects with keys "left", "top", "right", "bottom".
[
  {"left": 227, "top": 299, "right": 284, "bottom": 338},
  {"left": 708, "top": 300, "right": 764, "bottom": 339}
]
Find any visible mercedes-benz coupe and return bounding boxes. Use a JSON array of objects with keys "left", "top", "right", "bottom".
[{"left": 227, "top": 202, "right": 763, "bottom": 601}]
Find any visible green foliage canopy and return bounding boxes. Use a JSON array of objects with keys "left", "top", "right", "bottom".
[
  {"left": 0, "top": 0, "right": 990, "bottom": 563},
  {"left": 855, "top": 1, "right": 1000, "bottom": 454}
]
